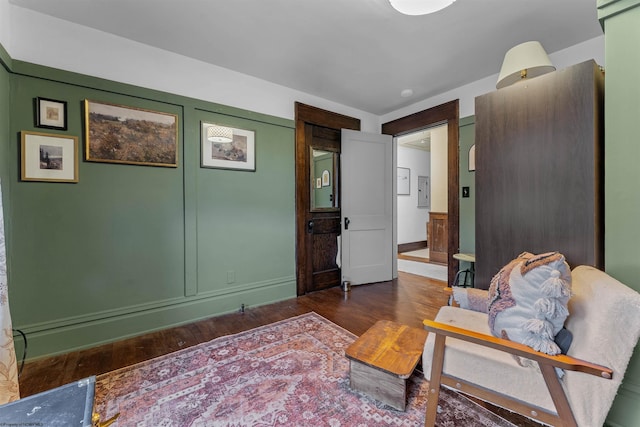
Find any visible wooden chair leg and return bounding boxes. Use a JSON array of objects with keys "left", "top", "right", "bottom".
[
  {"left": 539, "top": 363, "right": 578, "bottom": 427},
  {"left": 425, "top": 334, "right": 446, "bottom": 426}
]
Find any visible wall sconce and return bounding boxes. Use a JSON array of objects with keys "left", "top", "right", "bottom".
[
  {"left": 207, "top": 125, "right": 233, "bottom": 143},
  {"left": 496, "top": 41, "right": 556, "bottom": 89},
  {"left": 389, "top": 0, "right": 456, "bottom": 15}
]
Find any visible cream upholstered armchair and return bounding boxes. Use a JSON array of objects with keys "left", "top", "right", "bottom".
[{"left": 422, "top": 265, "right": 640, "bottom": 427}]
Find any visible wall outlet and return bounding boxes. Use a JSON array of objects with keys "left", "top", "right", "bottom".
[{"left": 227, "top": 270, "right": 235, "bottom": 284}]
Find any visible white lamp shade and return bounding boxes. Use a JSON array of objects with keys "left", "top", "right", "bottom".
[
  {"left": 389, "top": 0, "right": 455, "bottom": 15},
  {"left": 496, "top": 41, "right": 556, "bottom": 89},
  {"left": 207, "top": 125, "right": 233, "bottom": 143}
]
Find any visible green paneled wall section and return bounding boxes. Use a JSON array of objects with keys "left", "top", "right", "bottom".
[
  {"left": 1, "top": 48, "right": 10, "bottom": 250},
  {"left": 458, "top": 116, "right": 475, "bottom": 256},
  {"left": 598, "top": 2, "right": 640, "bottom": 426},
  {"left": 4, "top": 57, "right": 296, "bottom": 359},
  {"left": 193, "top": 109, "right": 295, "bottom": 293}
]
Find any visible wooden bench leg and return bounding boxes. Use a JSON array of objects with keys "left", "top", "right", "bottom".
[{"left": 425, "top": 334, "right": 446, "bottom": 426}]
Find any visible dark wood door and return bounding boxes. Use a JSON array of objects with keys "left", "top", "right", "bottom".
[
  {"left": 428, "top": 212, "right": 448, "bottom": 264},
  {"left": 295, "top": 103, "right": 360, "bottom": 295}
]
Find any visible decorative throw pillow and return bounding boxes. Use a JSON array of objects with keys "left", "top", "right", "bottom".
[{"left": 488, "top": 252, "right": 572, "bottom": 356}]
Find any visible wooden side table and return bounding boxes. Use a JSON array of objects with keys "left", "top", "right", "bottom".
[{"left": 345, "top": 320, "right": 428, "bottom": 410}]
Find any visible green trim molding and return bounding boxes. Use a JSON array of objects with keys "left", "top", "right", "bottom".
[
  {"left": 458, "top": 115, "right": 475, "bottom": 255},
  {"left": 0, "top": 42, "right": 11, "bottom": 73},
  {"left": 21, "top": 277, "right": 295, "bottom": 357},
  {"left": 0, "top": 46, "right": 10, "bottom": 214},
  {"left": 598, "top": 0, "right": 640, "bottom": 25},
  {"left": 599, "top": 3, "right": 640, "bottom": 426}
]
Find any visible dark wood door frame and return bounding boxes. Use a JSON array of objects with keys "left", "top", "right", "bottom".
[
  {"left": 295, "top": 102, "right": 360, "bottom": 296},
  {"left": 382, "top": 99, "right": 460, "bottom": 286}
]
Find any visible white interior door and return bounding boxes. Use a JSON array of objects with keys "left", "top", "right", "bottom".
[{"left": 341, "top": 129, "right": 393, "bottom": 285}]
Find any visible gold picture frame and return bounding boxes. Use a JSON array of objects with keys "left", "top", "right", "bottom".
[
  {"left": 21, "top": 131, "right": 78, "bottom": 183},
  {"left": 84, "top": 100, "right": 178, "bottom": 167}
]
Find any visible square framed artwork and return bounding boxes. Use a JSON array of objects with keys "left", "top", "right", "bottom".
[
  {"left": 21, "top": 131, "right": 78, "bottom": 183},
  {"left": 201, "top": 122, "right": 256, "bottom": 171},
  {"left": 36, "top": 97, "right": 67, "bottom": 130},
  {"left": 397, "top": 167, "right": 410, "bottom": 195},
  {"left": 84, "top": 100, "right": 178, "bottom": 167}
]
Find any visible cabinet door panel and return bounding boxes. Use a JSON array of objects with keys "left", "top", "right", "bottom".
[{"left": 475, "top": 60, "right": 603, "bottom": 288}]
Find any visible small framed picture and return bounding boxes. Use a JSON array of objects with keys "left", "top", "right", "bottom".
[
  {"left": 36, "top": 97, "right": 67, "bottom": 130},
  {"left": 397, "top": 167, "right": 410, "bottom": 195},
  {"left": 322, "top": 170, "right": 330, "bottom": 187},
  {"left": 316, "top": 178, "right": 322, "bottom": 189},
  {"left": 21, "top": 131, "right": 78, "bottom": 183},
  {"left": 201, "top": 122, "right": 256, "bottom": 171}
]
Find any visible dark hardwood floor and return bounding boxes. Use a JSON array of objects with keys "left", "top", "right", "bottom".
[{"left": 18, "top": 270, "right": 540, "bottom": 426}]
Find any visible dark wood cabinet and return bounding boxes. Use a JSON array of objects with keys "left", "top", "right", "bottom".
[
  {"left": 428, "top": 212, "right": 448, "bottom": 264},
  {"left": 474, "top": 60, "right": 604, "bottom": 289}
]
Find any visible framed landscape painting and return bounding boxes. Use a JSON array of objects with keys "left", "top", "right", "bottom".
[
  {"left": 21, "top": 131, "right": 78, "bottom": 183},
  {"left": 200, "top": 122, "right": 256, "bottom": 171},
  {"left": 84, "top": 100, "right": 178, "bottom": 167}
]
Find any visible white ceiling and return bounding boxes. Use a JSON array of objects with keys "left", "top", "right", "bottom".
[
  {"left": 398, "top": 128, "right": 434, "bottom": 151},
  {"left": 9, "top": 0, "right": 603, "bottom": 115}
]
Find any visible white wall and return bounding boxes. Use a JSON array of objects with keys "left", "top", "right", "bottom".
[
  {"left": 4, "top": 1, "right": 605, "bottom": 131},
  {"left": 381, "top": 36, "right": 605, "bottom": 122},
  {"left": 397, "top": 145, "right": 430, "bottom": 244},
  {"left": 4, "top": 2, "right": 380, "bottom": 132},
  {"left": 0, "top": 0, "right": 9, "bottom": 51},
  {"left": 430, "top": 125, "right": 448, "bottom": 213}
]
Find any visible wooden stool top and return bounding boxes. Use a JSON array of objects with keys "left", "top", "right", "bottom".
[{"left": 345, "top": 320, "right": 428, "bottom": 379}]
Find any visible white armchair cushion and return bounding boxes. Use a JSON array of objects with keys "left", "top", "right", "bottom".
[
  {"left": 422, "top": 305, "right": 556, "bottom": 413},
  {"left": 423, "top": 266, "right": 640, "bottom": 427},
  {"left": 563, "top": 266, "right": 640, "bottom": 427}
]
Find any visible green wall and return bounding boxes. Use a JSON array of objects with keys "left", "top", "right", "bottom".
[
  {"left": 0, "top": 45, "right": 9, "bottom": 198},
  {"left": 0, "top": 46, "right": 10, "bottom": 321},
  {"left": 3, "top": 56, "right": 296, "bottom": 359},
  {"left": 313, "top": 153, "right": 334, "bottom": 208},
  {"left": 598, "top": 2, "right": 640, "bottom": 426},
  {"left": 458, "top": 116, "right": 475, "bottom": 256}
]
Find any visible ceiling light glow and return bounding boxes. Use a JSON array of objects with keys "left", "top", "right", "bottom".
[
  {"left": 400, "top": 89, "right": 414, "bottom": 97},
  {"left": 389, "top": 0, "right": 456, "bottom": 16}
]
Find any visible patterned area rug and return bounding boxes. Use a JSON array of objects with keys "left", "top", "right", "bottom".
[{"left": 95, "top": 312, "right": 515, "bottom": 426}]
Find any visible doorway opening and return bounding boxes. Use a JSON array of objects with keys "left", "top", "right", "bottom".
[
  {"left": 294, "top": 102, "right": 361, "bottom": 296},
  {"left": 383, "top": 99, "right": 460, "bottom": 286},
  {"left": 396, "top": 123, "right": 448, "bottom": 282}
]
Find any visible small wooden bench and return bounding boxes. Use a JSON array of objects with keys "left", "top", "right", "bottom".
[{"left": 345, "top": 320, "right": 428, "bottom": 410}]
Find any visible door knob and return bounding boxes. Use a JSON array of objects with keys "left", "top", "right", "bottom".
[
  {"left": 344, "top": 217, "right": 350, "bottom": 230},
  {"left": 307, "top": 220, "right": 314, "bottom": 233}
]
